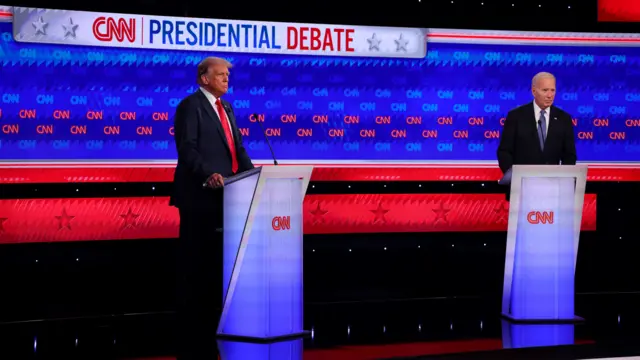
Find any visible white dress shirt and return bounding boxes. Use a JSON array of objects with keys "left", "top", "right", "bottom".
[
  {"left": 533, "top": 101, "right": 550, "bottom": 135},
  {"left": 200, "top": 87, "right": 234, "bottom": 141}
]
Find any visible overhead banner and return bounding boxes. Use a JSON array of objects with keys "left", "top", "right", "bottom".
[{"left": 10, "top": 6, "right": 426, "bottom": 58}]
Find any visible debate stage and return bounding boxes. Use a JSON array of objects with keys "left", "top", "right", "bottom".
[{"left": 2, "top": 3, "right": 640, "bottom": 359}]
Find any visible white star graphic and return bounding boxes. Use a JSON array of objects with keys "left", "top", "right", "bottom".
[
  {"left": 32, "top": 16, "right": 48, "bottom": 36},
  {"left": 395, "top": 33, "right": 409, "bottom": 52},
  {"left": 367, "top": 33, "right": 381, "bottom": 51},
  {"left": 62, "top": 17, "right": 78, "bottom": 38}
]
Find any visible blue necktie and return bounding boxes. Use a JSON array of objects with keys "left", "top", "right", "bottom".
[{"left": 538, "top": 110, "right": 547, "bottom": 150}]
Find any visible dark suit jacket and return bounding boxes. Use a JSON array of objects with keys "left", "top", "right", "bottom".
[
  {"left": 497, "top": 102, "right": 577, "bottom": 174},
  {"left": 170, "top": 90, "right": 254, "bottom": 210}
]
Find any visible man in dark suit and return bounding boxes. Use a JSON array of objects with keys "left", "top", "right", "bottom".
[
  {"left": 170, "top": 57, "right": 254, "bottom": 358},
  {"left": 497, "top": 72, "right": 577, "bottom": 180}
]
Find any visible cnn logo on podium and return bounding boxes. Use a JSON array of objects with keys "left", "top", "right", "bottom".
[
  {"left": 527, "top": 211, "right": 554, "bottom": 225},
  {"left": 272, "top": 216, "right": 291, "bottom": 231}
]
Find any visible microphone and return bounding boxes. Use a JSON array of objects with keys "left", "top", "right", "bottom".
[{"left": 253, "top": 113, "right": 278, "bottom": 166}]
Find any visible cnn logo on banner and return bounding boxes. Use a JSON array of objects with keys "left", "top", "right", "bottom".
[
  {"left": 93, "top": 16, "right": 136, "bottom": 43},
  {"left": 527, "top": 211, "right": 554, "bottom": 225},
  {"left": 272, "top": 216, "right": 291, "bottom": 231}
]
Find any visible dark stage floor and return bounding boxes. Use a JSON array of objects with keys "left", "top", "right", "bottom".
[{"left": 2, "top": 294, "right": 640, "bottom": 359}]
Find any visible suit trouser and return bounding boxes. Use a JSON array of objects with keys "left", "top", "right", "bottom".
[{"left": 175, "top": 204, "right": 222, "bottom": 359}]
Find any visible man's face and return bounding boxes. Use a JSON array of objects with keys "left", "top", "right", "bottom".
[
  {"left": 532, "top": 77, "right": 556, "bottom": 109},
  {"left": 203, "top": 63, "right": 230, "bottom": 97}
]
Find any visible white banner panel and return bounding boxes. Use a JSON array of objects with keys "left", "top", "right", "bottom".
[{"left": 10, "top": 7, "right": 427, "bottom": 58}]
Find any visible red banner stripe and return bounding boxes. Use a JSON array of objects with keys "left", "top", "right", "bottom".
[
  {"left": 303, "top": 194, "right": 596, "bottom": 234},
  {"left": 0, "top": 197, "right": 179, "bottom": 243},
  {"left": 0, "top": 194, "right": 596, "bottom": 243},
  {"left": 598, "top": 0, "right": 640, "bottom": 21}
]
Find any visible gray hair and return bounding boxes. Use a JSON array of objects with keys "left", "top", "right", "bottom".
[
  {"left": 197, "top": 57, "right": 233, "bottom": 84},
  {"left": 532, "top": 72, "right": 555, "bottom": 88}
]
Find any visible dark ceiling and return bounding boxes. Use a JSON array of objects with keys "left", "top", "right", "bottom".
[{"left": 3, "top": 0, "right": 639, "bottom": 33}]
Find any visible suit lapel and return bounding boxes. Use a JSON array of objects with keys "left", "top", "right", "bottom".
[{"left": 197, "top": 91, "right": 232, "bottom": 155}]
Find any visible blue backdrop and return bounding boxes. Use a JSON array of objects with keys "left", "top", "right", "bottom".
[{"left": 1, "top": 22, "right": 639, "bottom": 162}]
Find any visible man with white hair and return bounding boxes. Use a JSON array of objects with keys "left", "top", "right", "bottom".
[
  {"left": 497, "top": 71, "right": 577, "bottom": 177},
  {"left": 170, "top": 57, "right": 254, "bottom": 352}
]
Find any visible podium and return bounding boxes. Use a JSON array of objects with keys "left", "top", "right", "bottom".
[
  {"left": 501, "top": 319, "right": 574, "bottom": 349},
  {"left": 216, "top": 165, "right": 313, "bottom": 342},
  {"left": 500, "top": 165, "right": 587, "bottom": 323},
  {"left": 217, "top": 338, "right": 303, "bottom": 359}
]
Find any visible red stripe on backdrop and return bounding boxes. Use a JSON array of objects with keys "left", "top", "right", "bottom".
[
  {"left": 598, "top": 0, "right": 640, "bottom": 21},
  {"left": 0, "top": 197, "right": 179, "bottom": 243},
  {"left": 0, "top": 194, "right": 596, "bottom": 243},
  {"left": 303, "top": 194, "right": 597, "bottom": 234},
  {"left": 0, "top": 165, "right": 639, "bottom": 183}
]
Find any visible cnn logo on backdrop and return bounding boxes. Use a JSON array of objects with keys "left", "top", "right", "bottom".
[
  {"left": 272, "top": 216, "right": 291, "bottom": 231},
  {"left": 527, "top": 211, "right": 554, "bottom": 225}
]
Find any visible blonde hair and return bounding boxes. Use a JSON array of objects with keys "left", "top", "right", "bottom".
[{"left": 197, "top": 57, "right": 232, "bottom": 84}]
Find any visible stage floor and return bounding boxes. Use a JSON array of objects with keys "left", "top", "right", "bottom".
[{"left": 2, "top": 294, "right": 640, "bottom": 359}]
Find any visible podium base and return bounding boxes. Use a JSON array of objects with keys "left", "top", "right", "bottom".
[
  {"left": 501, "top": 313, "right": 585, "bottom": 324},
  {"left": 216, "top": 331, "right": 311, "bottom": 344}
]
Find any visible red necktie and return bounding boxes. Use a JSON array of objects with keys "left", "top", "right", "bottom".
[{"left": 215, "top": 98, "right": 238, "bottom": 173}]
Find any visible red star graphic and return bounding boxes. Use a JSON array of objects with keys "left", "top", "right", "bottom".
[
  {"left": 432, "top": 202, "right": 450, "bottom": 224},
  {"left": 309, "top": 202, "right": 328, "bottom": 224},
  {"left": 494, "top": 202, "right": 509, "bottom": 224},
  {"left": 0, "top": 217, "right": 7, "bottom": 233},
  {"left": 370, "top": 202, "right": 389, "bottom": 224},
  {"left": 120, "top": 207, "right": 140, "bottom": 229},
  {"left": 55, "top": 208, "right": 75, "bottom": 230}
]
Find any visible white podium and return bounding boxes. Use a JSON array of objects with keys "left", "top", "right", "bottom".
[
  {"left": 216, "top": 165, "right": 313, "bottom": 342},
  {"left": 500, "top": 165, "right": 587, "bottom": 323}
]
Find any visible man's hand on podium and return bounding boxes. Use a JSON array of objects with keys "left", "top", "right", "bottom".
[{"left": 205, "top": 173, "right": 224, "bottom": 188}]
